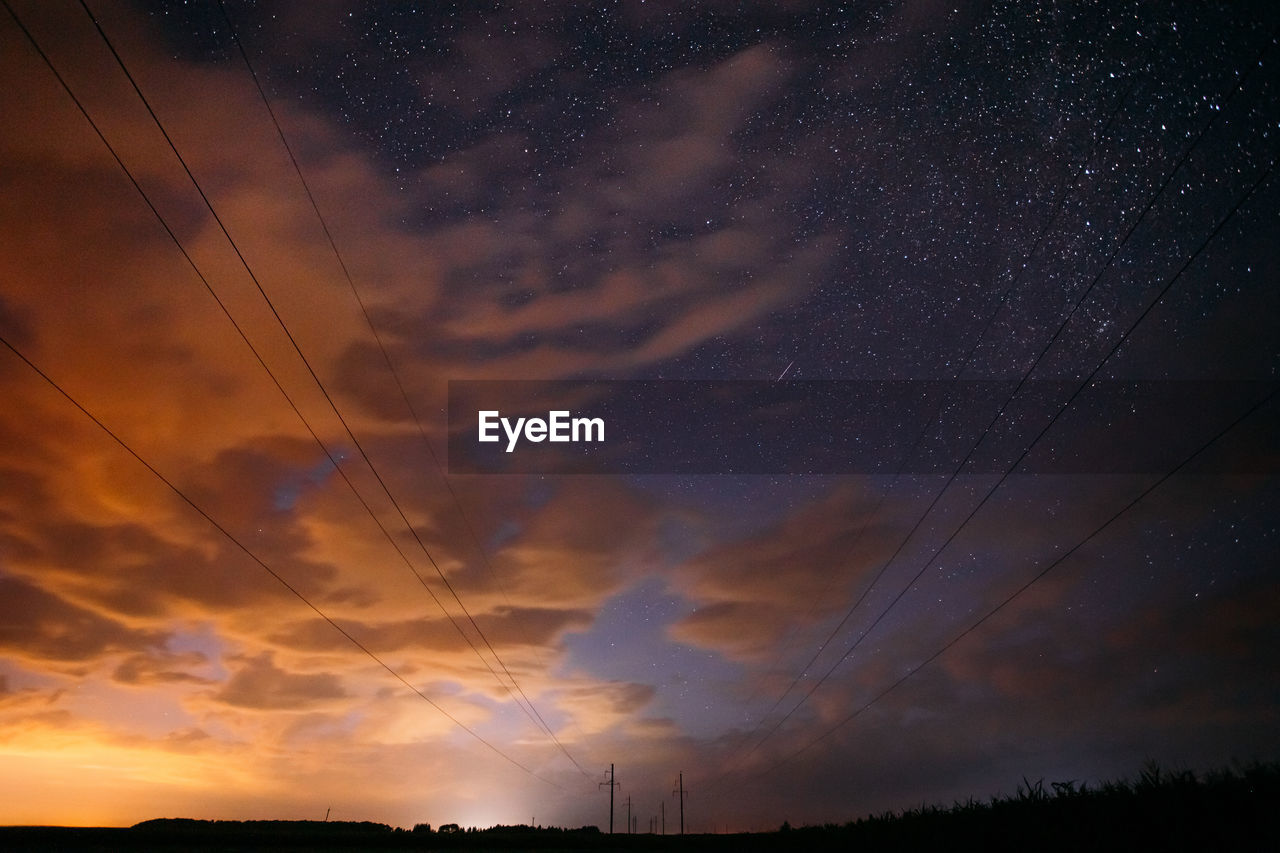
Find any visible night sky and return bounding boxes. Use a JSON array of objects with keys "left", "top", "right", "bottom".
[{"left": 1, "top": 0, "right": 1278, "bottom": 833}]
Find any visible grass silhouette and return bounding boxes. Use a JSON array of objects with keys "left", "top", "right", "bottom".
[
  {"left": 0, "top": 760, "right": 1275, "bottom": 851},
  {"left": 765, "top": 760, "right": 1279, "bottom": 852}
]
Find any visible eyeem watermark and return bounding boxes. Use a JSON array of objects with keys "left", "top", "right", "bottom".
[
  {"left": 478, "top": 410, "right": 605, "bottom": 452},
  {"left": 450, "top": 380, "right": 1276, "bottom": 474}
]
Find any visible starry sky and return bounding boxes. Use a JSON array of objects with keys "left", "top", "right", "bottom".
[{"left": 1, "top": 0, "right": 1278, "bottom": 833}]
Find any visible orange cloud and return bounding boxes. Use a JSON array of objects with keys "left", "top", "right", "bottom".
[
  {"left": 666, "top": 483, "right": 901, "bottom": 659},
  {"left": 212, "top": 652, "right": 349, "bottom": 711}
]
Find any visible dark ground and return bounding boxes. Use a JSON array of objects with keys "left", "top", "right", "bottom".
[{"left": 2, "top": 762, "right": 1276, "bottom": 852}]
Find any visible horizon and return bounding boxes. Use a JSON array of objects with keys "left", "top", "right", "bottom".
[{"left": 4, "top": 758, "right": 1277, "bottom": 834}]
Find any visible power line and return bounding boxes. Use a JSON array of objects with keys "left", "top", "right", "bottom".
[
  {"left": 748, "top": 144, "right": 1277, "bottom": 764},
  {"left": 0, "top": 2, "right": 471, "bottom": 684},
  {"left": 717, "top": 6, "right": 1177, "bottom": 775},
  {"left": 723, "top": 14, "right": 1160, "bottom": 766},
  {"left": 767, "top": 380, "right": 1279, "bottom": 770},
  {"left": 3, "top": 0, "right": 578, "bottom": 775},
  {"left": 70, "top": 0, "right": 577, "bottom": 771},
  {"left": 0, "top": 326, "right": 560, "bottom": 788},
  {"left": 208, "top": 0, "right": 591, "bottom": 780},
  {"left": 732, "top": 23, "right": 1278, "bottom": 765}
]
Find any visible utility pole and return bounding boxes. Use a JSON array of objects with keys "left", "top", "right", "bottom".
[
  {"left": 661, "top": 800, "right": 665, "bottom": 835},
  {"left": 625, "top": 795, "right": 632, "bottom": 834},
  {"left": 673, "top": 772, "right": 687, "bottom": 835},
  {"left": 599, "top": 764, "right": 619, "bottom": 834}
]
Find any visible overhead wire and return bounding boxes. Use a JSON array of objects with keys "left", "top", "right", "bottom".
[
  {"left": 0, "top": 326, "right": 561, "bottom": 788},
  {"left": 736, "top": 53, "right": 1278, "bottom": 767},
  {"left": 769, "top": 151, "right": 1278, "bottom": 733},
  {"left": 3, "top": 0, "right": 578, "bottom": 779},
  {"left": 715, "top": 6, "right": 1169, "bottom": 777},
  {"left": 9, "top": 0, "right": 1270, "bottom": 803},
  {"left": 765, "top": 379, "right": 1279, "bottom": 771},
  {"left": 208, "top": 0, "right": 593, "bottom": 780},
  {"left": 5, "top": 0, "right": 540, "bottom": 755},
  {"left": 72, "top": 0, "right": 577, "bottom": 770},
  {"left": 723, "top": 9, "right": 1158, "bottom": 760},
  {"left": 732, "top": 18, "right": 1280, "bottom": 763}
]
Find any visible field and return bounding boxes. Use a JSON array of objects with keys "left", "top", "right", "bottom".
[{"left": 1, "top": 762, "right": 1276, "bottom": 852}]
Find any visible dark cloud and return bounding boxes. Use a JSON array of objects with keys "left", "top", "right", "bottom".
[
  {"left": 213, "top": 652, "right": 349, "bottom": 711},
  {"left": 158, "top": 726, "right": 215, "bottom": 751},
  {"left": 668, "top": 482, "right": 902, "bottom": 658},
  {"left": 16, "top": 514, "right": 322, "bottom": 619},
  {"left": 568, "top": 680, "right": 657, "bottom": 718},
  {"left": 0, "top": 575, "right": 164, "bottom": 663},
  {"left": 608, "top": 682, "right": 658, "bottom": 715},
  {"left": 0, "top": 293, "right": 35, "bottom": 351},
  {"left": 0, "top": 676, "right": 64, "bottom": 710},
  {"left": 113, "top": 651, "right": 212, "bottom": 686},
  {"left": 266, "top": 604, "right": 592, "bottom": 661}
]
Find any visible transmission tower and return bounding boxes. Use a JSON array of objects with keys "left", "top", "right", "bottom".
[
  {"left": 673, "top": 772, "right": 688, "bottom": 835},
  {"left": 599, "top": 764, "right": 619, "bottom": 834}
]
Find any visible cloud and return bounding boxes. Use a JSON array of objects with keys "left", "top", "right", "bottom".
[
  {"left": 261, "top": 604, "right": 593, "bottom": 681},
  {"left": 0, "top": 575, "right": 164, "bottom": 665},
  {"left": 0, "top": 676, "right": 65, "bottom": 712},
  {"left": 666, "top": 483, "right": 901, "bottom": 659},
  {"left": 212, "top": 652, "right": 349, "bottom": 711},
  {"left": 554, "top": 680, "right": 658, "bottom": 737},
  {"left": 347, "top": 41, "right": 832, "bottom": 383},
  {"left": 113, "top": 651, "right": 213, "bottom": 687},
  {"left": 474, "top": 477, "right": 668, "bottom": 611}
]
